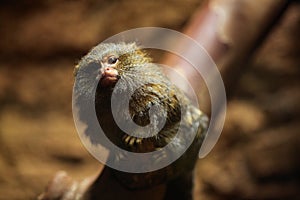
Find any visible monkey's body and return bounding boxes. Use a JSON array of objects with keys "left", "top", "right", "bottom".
[{"left": 75, "top": 43, "right": 208, "bottom": 199}]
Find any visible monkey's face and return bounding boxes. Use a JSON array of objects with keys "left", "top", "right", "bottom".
[
  {"left": 96, "top": 54, "right": 120, "bottom": 87},
  {"left": 74, "top": 43, "right": 152, "bottom": 91}
]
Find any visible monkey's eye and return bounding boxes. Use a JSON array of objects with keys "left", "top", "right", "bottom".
[{"left": 107, "top": 56, "right": 118, "bottom": 65}]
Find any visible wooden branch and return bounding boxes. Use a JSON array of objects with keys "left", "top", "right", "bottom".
[{"left": 163, "top": 0, "right": 290, "bottom": 114}]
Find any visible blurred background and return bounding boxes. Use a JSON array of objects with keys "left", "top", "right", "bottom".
[{"left": 0, "top": 0, "right": 299, "bottom": 199}]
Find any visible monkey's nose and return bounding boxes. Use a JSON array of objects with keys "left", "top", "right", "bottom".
[
  {"left": 104, "top": 67, "right": 118, "bottom": 76},
  {"left": 100, "top": 67, "right": 119, "bottom": 87}
]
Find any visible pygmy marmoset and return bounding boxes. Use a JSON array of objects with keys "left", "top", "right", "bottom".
[{"left": 73, "top": 42, "right": 208, "bottom": 199}]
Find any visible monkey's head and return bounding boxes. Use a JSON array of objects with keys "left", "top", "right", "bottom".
[
  {"left": 73, "top": 42, "right": 180, "bottom": 152},
  {"left": 74, "top": 43, "right": 157, "bottom": 90}
]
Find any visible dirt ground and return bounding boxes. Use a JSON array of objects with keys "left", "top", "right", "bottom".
[{"left": 0, "top": 1, "right": 299, "bottom": 200}]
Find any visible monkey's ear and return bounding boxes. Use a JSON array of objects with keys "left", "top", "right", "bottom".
[{"left": 73, "top": 64, "right": 80, "bottom": 77}]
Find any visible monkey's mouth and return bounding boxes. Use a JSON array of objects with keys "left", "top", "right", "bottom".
[{"left": 99, "top": 67, "right": 120, "bottom": 87}]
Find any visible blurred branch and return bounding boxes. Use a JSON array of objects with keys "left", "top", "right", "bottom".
[{"left": 164, "top": 0, "right": 290, "bottom": 114}]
